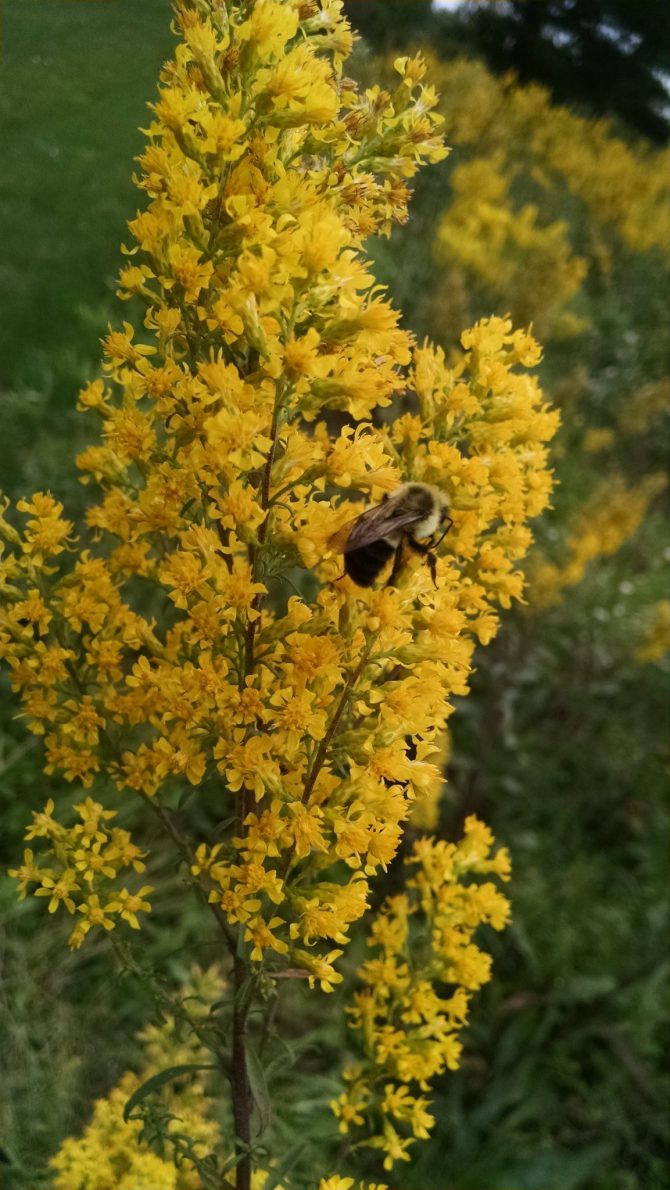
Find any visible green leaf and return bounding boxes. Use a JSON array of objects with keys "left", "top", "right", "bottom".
[
  {"left": 176, "top": 785, "right": 196, "bottom": 810},
  {"left": 220, "top": 1150, "right": 246, "bottom": 1175},
  {"left": 208, "top": 995, "right": 232, "bottom": 1015},
  {"left": 262, "top": 1141, "right": 309, "bottom": 1190},
  {"left": 236, "top": 927, "right": 248, "bottom": 960},
  {"left": 123, "top": 1063, "right": 217, "bottom": 1122},
  {"left": 246, "top": 1043, "right": 272, "bottom": 1136},
  {"left": 213, "top": 813, "right": 238, "bottom": 832}
]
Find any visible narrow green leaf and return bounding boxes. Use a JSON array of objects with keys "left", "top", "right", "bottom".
[
  {"left": 208, "top": 995, "right": 232, "bottom": 1015},
  {"left": 236, "top": 926, "right": 248, "bottom": 959},
  {"left": 213, "top": 813, "right": 238, "bottom": 832},
  {"left": 220, "top": 1150, "right": 245, "bottom": 1175},
  {"left": 246, "top": 1044, "right": 272, "bottom": 1136},
  {"left": 123, "top": 1063, "right": 217, "bottom": 1122},
  {"left": 176, "top": 785, "right": 196, "bottom": 810},
  {"left": 262, "top": 1141, "right": 309, "bottom": 1190}
]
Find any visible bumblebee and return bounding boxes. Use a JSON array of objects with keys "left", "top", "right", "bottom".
[{"left": 330, "top": 482, "right": 452, "bottom": 588}]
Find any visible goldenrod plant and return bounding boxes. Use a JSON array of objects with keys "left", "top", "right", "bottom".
[
  {"left": 332, "top": 820, "right": 510, "bottom": 1172},
  {"left": 44, "top": 968, "right": 224, "bottom": 1190},
  {"left": 411, "top": 56, "right": 668, "bottom": 612},
  {"left": 0, "top": 2, "right": 557, "bottom": 1185},
  {"left": 527, "top": 472, "right": 666, "bottom": 610},
  {"left": 634, "top": 599, "right": 670, "bottom": 665},
  {"left": 429, "top": 57, "right": 670, "bottom": 341}
]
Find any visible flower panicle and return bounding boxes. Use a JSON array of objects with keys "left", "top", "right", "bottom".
[
  {"left": 331, "top": 819, "right": 511, "bottom": 1172},
  {"left": 1, "top": 1, "right": 554, "bottom": 995}
]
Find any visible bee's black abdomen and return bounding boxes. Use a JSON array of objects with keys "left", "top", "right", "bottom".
[{"left": 344, "top": 539, "right": 395, "bottom": 587}]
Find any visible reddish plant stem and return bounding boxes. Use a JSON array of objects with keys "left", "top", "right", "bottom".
[
  {"left": 230, "top": 393, "right": 283, "bottom": 1187},
  {"left": 143, "top": 791, "right": 254, "bottom": 1187},
  {"left": 232, "top": 954, "right": 253, "bottom": 1190}
]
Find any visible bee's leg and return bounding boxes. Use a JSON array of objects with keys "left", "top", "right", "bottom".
[
  {"left": 386, "top": 543, "right": 405, "bottom": 587},
  {"left": 406, "top": 536, "right": 438, "bottom": 587}
]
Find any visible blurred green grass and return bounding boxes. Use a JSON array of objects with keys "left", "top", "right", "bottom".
[
  {"left": 0, "top": 0, "right": 173, "bottom": 391},
  {"left": 0, "top": 0, "right": 174, "bottom": 498}
]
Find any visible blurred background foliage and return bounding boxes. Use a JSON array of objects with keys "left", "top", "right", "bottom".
[{"left": 0, "top": 1, "right": 667, "bottom": 1188}]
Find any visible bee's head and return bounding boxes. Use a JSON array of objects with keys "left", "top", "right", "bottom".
[{"left": 437, "top": 491, "right": 451, "bottom": 522}]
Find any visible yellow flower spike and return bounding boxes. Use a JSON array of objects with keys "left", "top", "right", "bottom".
[{"left": 338, "top": 819, "right": 510, "bottom": 1169}]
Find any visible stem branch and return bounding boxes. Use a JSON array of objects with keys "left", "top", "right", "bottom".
[{"left": 301, "top": 644, "right": 372, "bottom": 806}]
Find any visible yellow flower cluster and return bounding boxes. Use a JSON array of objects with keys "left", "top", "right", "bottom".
[
  {"left": 616, "top": 379, "right": 670, "bottom": 438},
  {"left": 40, "top": 966, "right": 346, "bottom": 1190},
  {"left": 0, "top": 0, "right": 556, "bottom": 997},
  {"left": 573, "top": 380, "right": 669, "bottom": 457},
  {"left": 9, "top": 795, "right": 152, "bottom": 949},
  {"left": 635, "top": 599, "right": 670, "bottom": 664},
  {"left": 48, "top": 1074, "right": 184, "bottom": 1190},
  {"left": 528, "top": 472, "right": 666, "bottom": 609},
  {"left": 409, "top": 730, "right": 450, "bottom": 831},
  {"left": 433, "top": 56, "right": 670, "bottom": 251},
  {"left": 319, "top": 1181, "right": 386, "bottom": 1190},
  {"left": 421, "top": 56, "right": 670, "bottom": 340},
  {"left": 44, "top": 968, "right": 224, "bottom": 1190},
  {"left": 435, "top": 153, "right": 587, "bottom": 340},
  {"left": 332, "top": 817, "right": 510, "bottom": 1172}
]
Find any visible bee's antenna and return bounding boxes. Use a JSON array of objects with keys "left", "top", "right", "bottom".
[{"left": 432, "top": 517, "right": 453, "bottom": 549}]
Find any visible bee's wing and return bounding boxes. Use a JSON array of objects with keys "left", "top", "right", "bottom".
[
  {"left": 328, "top": 515, "right": 363, "bottom": 553},
  {"left": 329, "top": 501, "right": 425, "bottom": 554}
]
